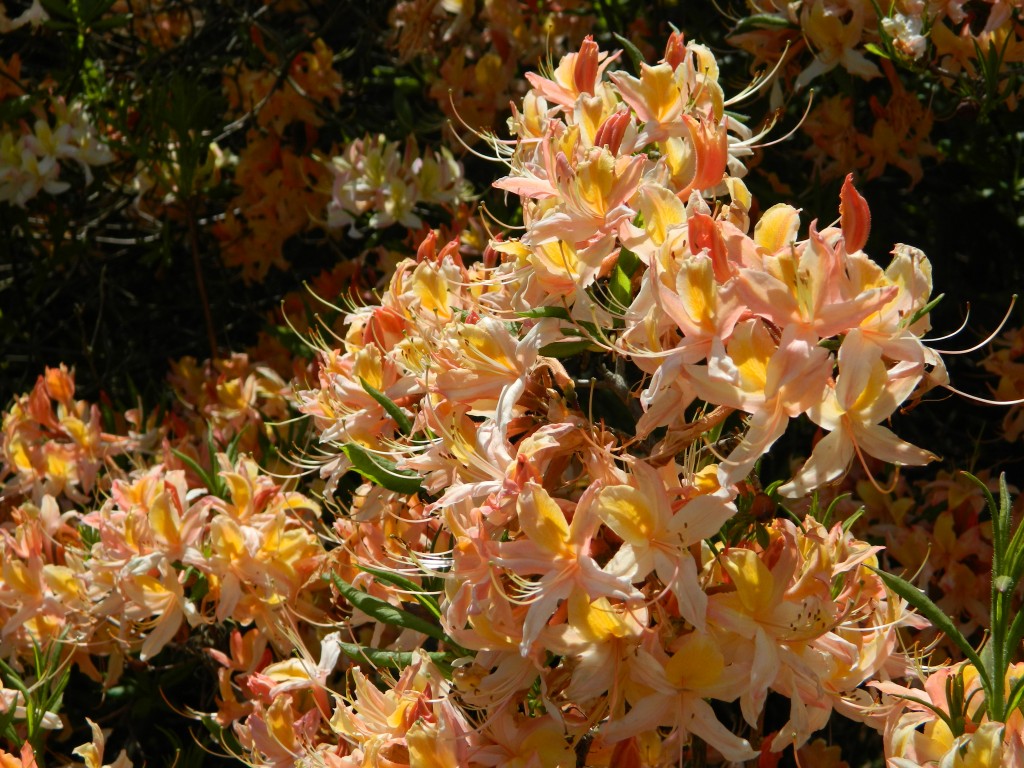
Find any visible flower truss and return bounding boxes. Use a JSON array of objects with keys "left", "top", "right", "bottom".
[
  {"left": 0, "top": 14, "right": 1018, "bottom": 768},
  {"left": 728, "top": 0, "right": 1024, "bottom": 98},
  {"left": 726, "top": 0, "right": 1024, "bottom": 183},
  {"left": 284, "top": 33, "right": 964, "bottom": 766}
]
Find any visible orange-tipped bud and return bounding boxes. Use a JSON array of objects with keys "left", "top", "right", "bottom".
[
  {"left": 839, "top": 173, "right": 871, "bottom": 253},
  {"left": 573, "top": 35, "right": 600, "bottom": 96},
  {"left": 664, "top": 30, "right": 687, "bottom": 70},
  {"left": 594, "top": 107, "right": 631, "bottom": 155},
  {"left": 416, "top": 230, "right": 437, "bottom": 263}
]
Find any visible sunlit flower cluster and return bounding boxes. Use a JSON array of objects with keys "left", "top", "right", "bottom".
[
  {"left": 0, "top": 447, "right": 326, "bottom": 676},
  {"left": 727, "top": 0, "right": 1023, "bottom": 182},
  {"left": 729, "top": 0, "right": 1023, "bottom": 94},
  {"left": 0, "top": 4, "right": 1020, "bottom": 767},
  {"left": 285, "top": 35, "right": 954, "bottom": 764}
]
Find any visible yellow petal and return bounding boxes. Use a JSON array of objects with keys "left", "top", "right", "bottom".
[
  {"left": 664, "top": 632, "right": 725, "bottom": 690},
  {"left": 754, "top": 204, "right": 800, "bottom": 254},
  {"left": 722, "top": 549, "right": 774, "bottom": 615},
  {"left": 594, "top": 485, "right": 656, "bottom": 546},
  {"left": 518, "top": 483, "right": 570, "bottom": 557}
]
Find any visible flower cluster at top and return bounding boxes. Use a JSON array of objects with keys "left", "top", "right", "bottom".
[
  {"left": 727, "top": 0, "right": 1024, "bottom": 184},
  {"left": 729, "top": 0, "right": 1023, "bottom": 97}
]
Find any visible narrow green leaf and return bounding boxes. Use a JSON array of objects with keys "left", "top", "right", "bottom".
[
  {"left": 864, "top": 42, "right": 893, "bottom": 60},
  {"left": 0, "top": 704, "right": 19, "bottom": 743},
  {"left": 1006, "top": 673, "right": 1024, "bottom": 716},
  {"left": 360, "top": 377, "right": 414, "bottom": 436},
  {"left": 171, "top": 448, "right": 220, "bottom": 498},
  {"left": 822, "top": 493, "right": 851, "bottom": 528},
  {"left": 0, "top": 659, "right": 32, "bottom": 699},
  {"left": 340, "top": 443, "right": 422, "bottom": 495},
  {"left": 906, "top": 294, "right": 944, "bottom": 329},
  {"left": 39, "top": 0, "right": 73, "bottom": 20},
  {"left": 327, "top": 573, "right": 444, "bottom": 641},
  {"left": 961, "top": 471, "right": 1002, "bottom": 573},
  {"left": 1007, "top": 607, "right": 1024, "bottom": 660},
  {"left": 337, "top": 641, "right": 450, "bottom": 670},
  {"left": 612, "top": 33, "right": 644, "bottom": 75},
  {"left": 516, "top": 306, "right": 572, "bottom": 321},
  {"left": 90, "top": 13, "right": 131, "bottom": 30},
  {"left": 732, "top": 13, "right": 798, "bottom": 33},
  {"left": 357, "top": 564, "right": 442, "bottom": 621},
  {"left": 609, "top": 249, "right": 639, "bottom": 311},
  {"left": 842, "top": 507, "right": 866, "bottom": 534},
  {"left": 871, "top": 566, "right": 991, "bottom": 692},
  {"left": 80, "top": 0, "right": 117, "bottom": 23}
]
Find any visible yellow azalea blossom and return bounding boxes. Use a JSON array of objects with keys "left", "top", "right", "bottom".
[
  {"left": 780, "top": 328, "right": 934, "bottom": 496},
  {"left": 496, "top": 482, "right": 640, "bottom": 654},
  {"left": 595, "top": 459, "right": 735, "bottom": 630}
]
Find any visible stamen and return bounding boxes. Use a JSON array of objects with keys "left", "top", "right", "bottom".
[{"left": 929, "top": 295, "right": 1016, "bottom": 354}]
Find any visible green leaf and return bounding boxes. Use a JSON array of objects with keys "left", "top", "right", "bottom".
[
  {"left": 906, "top": 294, "right": 944, "bottom": 329},
  {"left": 171, "top": 448, "right": 222, "bottom": 499},
  {"left": 516, "top": 306, "right": 572, "bottom": 321},
  {"left": 357, "top": 564, "right": 442, "bottom": 622},
  {"left": 89, "top": 13, "right": 131, "bottom": 31},
  {"left": 612, "top": 33, "right": 645, "bottom": 76},
  {"left": 822, "top": 493, "right": 851, "bottom": 528},
  {"left": 79, "top": 0, "right": 117, "bottom": 23},
  {"left": 0, "top": 704, "right": 18, "bottom": 744},
  {"left": 1006, "top": 672, "right": 1024, "bottom": 716},
  {"left": 327, "top": 573, "right": 445, "bottom": 641},
  {"left": 870, "top": 566, "right": 991, "bottom": 692},
  {"left": 337, "top": 641, "right": 451, "bottom": 671},
  {"left": 864, "top": 42, "right": 893, "bottom": 60},
  {"left": 609, "top": 248, "right": 639, "bottom": 311},
  {"left": 732, "top": 13, "right": 799, "bottom": 33},
  {"left": 340, "top": 443, "right": 423, "bottom": 495},
  {"left": 360, "top": 377, "right": 414, "bottom": 436},
  {"left": 1007, "top": 606, "right": 1024, "bottom": 661},
  {"left": 841, "top": 506, "right": 865, "bottom": 535},
  {"left": 39, "top": 0, "right": 73, "bottom": 20}
]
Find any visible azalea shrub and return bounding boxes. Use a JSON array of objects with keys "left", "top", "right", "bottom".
[{"left": 2, "top": 1, "right": 1024, "bottom": 768}]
